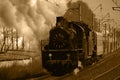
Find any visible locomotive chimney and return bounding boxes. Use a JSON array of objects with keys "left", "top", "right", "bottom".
[{"left": 56, "top": 17, "right": 68, "bottom": 27}]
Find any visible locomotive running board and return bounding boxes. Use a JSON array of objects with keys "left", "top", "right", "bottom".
[{"left": 42, "top": 49, "right": 83, "bottom": 53}]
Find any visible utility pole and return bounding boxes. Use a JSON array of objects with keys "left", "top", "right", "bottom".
[
  {"left": 16, "top": 31, "right": 18, "bottom": 50},
  {"left": 108, "top": 24, "right": 110, "bottom": 52},
  {"left": 92, "top": 13, "right": 94, "bottom": 30},
  {"left": 79, "top": 2, "right": 82, "bottom": 21},
  {"left": 112, "top": 0, "right": 120, "bottom": 11},
  {"left": 105, "top": 24, "right": 107, "bottom": 54},
  {"left": 92, "top": 4, "right": 102, "bottom": 31},
  {"left": 22, "top": 36, "right": 24, "bottom": 50},
  {"left": 114, "top": 28, "right": 116, "bottom": 51},
  {"left": 11, "top": 28, "right": 14, "bottom": 50}
]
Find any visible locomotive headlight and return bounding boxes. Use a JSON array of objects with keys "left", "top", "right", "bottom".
[
  {"left": 67, "top": 54, "right": 70, "bottom": 60},
  {"left": 49, "top": 53, "right": 52, "bottom": 60},
  {"left": 49, "top": 53, "right": 52, "bottom": 57}
]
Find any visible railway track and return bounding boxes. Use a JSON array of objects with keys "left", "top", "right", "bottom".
[
  {"left": 60, "top": 49, "right": 120, "bottom": 80},
  {"left": 27, "top": 50, "right": 120, "bottom": 80},
  {"left": 114, "top": 76, "right": 120, "bottom": 80},
  {"left": 91, "top": 64, "right": 120, "bottom": 80},
  {"left": 27, "top": 73, "right": 72, "bottom": 80},
  {"left": 86, "top": 49, "right": 119, "bottom": 70},
  {"left": 27, "top": 57, "right": 111, "bottom": 80},
  {"left": 25, "top": 49, "right": 120, "bottom": 80},
  {"left": 27, "top": 74, "right": 51, "bottom": 80},
  {"left": 87, "top": 50, "right": 120, "bottom": 80}
]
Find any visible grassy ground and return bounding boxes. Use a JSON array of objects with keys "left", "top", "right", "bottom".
[{"left": 0, "top": 56, "right": 46, "bottom": 80}]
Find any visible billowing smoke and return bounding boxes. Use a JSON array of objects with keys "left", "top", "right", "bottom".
[{"left": 0, "top": 0, "right": 69, "bottom": 50}]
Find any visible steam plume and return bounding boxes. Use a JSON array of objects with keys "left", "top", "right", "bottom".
[{"left": 0, "top": 0, "right": 69, "bottom": 50}]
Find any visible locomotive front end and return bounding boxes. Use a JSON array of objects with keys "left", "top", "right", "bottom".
[{"left": 41, "top": 17, "right": 78, "bottom": 75}]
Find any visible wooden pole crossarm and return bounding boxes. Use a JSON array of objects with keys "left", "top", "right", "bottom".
[{"left": 112, "top": 7, "right": 120, "bottom": 11}]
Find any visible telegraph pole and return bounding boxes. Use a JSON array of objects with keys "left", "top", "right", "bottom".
[
  {"left": 79, "top": 2, "right": 82, "bottom": 21},
  {"left": 112, "top": 0, "right": 120, "bottom": 11},
  {"left": 92, "top": 4, "right": 102, "bottom": 31},
  {"left": 16, "top": 30, "right": 18, "bottom": 50}
]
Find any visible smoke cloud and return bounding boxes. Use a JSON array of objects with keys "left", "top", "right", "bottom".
[{"left": 0, "top": 0, "right": 69, "bottom": 50}]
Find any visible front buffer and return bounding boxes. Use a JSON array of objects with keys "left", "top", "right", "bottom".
[{"left": 42, "top": 49, "right": 81, "bottom": 76}]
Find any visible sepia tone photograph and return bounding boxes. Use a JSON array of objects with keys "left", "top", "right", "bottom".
[{"left": 0, "top": 0, "right": 120, "bottom": 80}]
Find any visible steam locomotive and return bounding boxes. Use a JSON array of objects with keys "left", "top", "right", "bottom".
[{"left": 41, "top": 17, "right": 103, "bottom": 75}]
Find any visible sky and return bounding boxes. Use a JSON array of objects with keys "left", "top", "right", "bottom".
[{"left": 83, "top": 0, "right": 120, "bottom": 26}]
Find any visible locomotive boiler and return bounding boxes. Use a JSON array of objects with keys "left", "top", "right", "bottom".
[{"left": 41, "top": 17, "right": 103, "bottom": 75}]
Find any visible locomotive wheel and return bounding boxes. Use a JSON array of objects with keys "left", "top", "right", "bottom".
[
  {"left": 51, "top": 64, "right": 66, "bottom": 76},
  {"left": 51, "top": 62, "right": 74, "bottom": 76}
]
